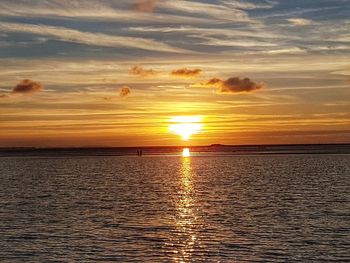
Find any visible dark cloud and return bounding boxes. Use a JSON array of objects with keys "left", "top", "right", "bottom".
[
  {"left": 120, "top": 86, "right": 131, "bottom": 97},
  {"left": 192, "top": 77, "right": 264, "bottom": 94},
  {"left": 206, "top": 78, "right": 222, "bottom": 86},
  {"left": 129, "top": 65, "right": 158, "bottom": 77},
  {"left": 0, "top": 79, "right": 43, "bottom": 98},
  {"left": 133, "top": 0, "right": 159, "bottom": 13},
  {"left": 13, "top": 79, "right": 43, "bottom": 94},
  {"left": 218, "top": 77, "right": 264, "bottom": 93},
  {"left": 170, "top": 68, "right": 202, "bottom": 78}
]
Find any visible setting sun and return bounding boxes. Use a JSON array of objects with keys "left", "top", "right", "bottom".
[
  {"left": 169, "top": 116, "right": 203, "bottom": 141},
  {"left": 0, "top": 1, "right": 349, "bottom": 262}
]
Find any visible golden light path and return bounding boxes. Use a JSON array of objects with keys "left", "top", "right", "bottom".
[
  {"left": 173, "top": 156, "right": 198, "bottom": 262},
  {"left": 169, "top": 116, "right": 203, "bottom": 141}
]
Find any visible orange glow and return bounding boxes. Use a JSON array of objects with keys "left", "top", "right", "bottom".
[{"left": 169, "top": 116, "right": 203, "bottom": 141}]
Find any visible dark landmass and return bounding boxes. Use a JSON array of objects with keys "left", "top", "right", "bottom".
[{"left": 0, "top": 144, "right": 349, "bottom": 157}]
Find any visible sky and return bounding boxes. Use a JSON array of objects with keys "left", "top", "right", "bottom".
[{"left": 0, "top": 0, "right": 349, "bottom": 147}]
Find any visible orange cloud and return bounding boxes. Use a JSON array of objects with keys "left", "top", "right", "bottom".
[
  {"left": 170, "top": 68, "right": 202, "bottom": 78},
  {"left": 129, "top": 65, "right": 158, "bottom": 77},
  {"left": 120, "top": 86, "right": 131, "bottom": 97},
  {"left": 13, "top": 79, "right": 43, "bottom": 94},
  {"left": 191, "top": 77, "right": 264, "bottom": 94},
  {"left": 133, "top": 0, "right": 159, "bottom": 13}
]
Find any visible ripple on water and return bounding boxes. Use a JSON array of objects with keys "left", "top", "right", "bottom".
[{"left": 0, "top": 155, "right": 349, "bottom": 262}]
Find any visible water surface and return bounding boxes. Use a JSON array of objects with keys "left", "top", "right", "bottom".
[{"left": 0, "top": 154, "right": 349, "bottom": 262}]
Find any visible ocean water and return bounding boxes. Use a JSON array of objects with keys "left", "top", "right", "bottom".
[{"left": 0, "top": 153, "right": 349, "bottom": 262}]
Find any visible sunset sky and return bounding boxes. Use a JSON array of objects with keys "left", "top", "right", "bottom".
[{"left": 0, "top": 0, "right": 349, "bottom": 147}]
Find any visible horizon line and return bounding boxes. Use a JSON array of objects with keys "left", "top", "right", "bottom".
[{"left": 1, "top": 142, "right": 349, "bottom": 150}]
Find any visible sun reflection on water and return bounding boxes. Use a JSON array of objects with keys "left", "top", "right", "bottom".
[
  {"left": 173, "top": 156, "right": 198, "bottom": 262},
  {"left": 182, "top": 148, "right": 190, "bottom": 157}
]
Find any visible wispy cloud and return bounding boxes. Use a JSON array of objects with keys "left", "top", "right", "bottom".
[
  {"left": 219, "top": 0, "right": 277, "bottom": 10},
  {"left": 158, "top": 0, "right": 251, "bottom": 22},
  {"left": 266, "top": 47, "right": 306, "bottom": 55},
  {"left": 127, "top": 25, "right": 281, "bottom": 48},
  {"left": 133, "top": 0, "right": 159, "bottom": 13},
  {"left": 0, "top": 22, "right": 189, "bottom": 53},
  {"left": 257, "top": 5, "right": 342, "bottom": 19},
  {"left": 0, "top": 0, "right": 230, "bottom": 24},
  {"left": 287, "top": 18, "right": 312, "bottom": 26}
]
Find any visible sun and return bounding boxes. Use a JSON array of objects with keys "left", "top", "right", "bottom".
[{"left": 169, "top": 116, "right": 203, "bottom": 141}]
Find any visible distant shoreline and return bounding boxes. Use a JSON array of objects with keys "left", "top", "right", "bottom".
[
  {"left": 0, "top": 144, "right": 349, "bottom": 157},
  {"left": 1, "top": 143, "right": 350, "bottom": 150}
]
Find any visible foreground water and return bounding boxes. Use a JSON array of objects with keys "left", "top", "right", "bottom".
[{"left": 0, "top": 154, "right": 349, "bottom": 262}]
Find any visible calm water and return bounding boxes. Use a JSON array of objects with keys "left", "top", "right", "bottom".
[{"left": 0, "top": 154, "right": 349, "bottom": 262}]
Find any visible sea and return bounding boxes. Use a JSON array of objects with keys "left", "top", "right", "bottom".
[{"left": 0, "top": 144, "right": 349, "bottom": 262}]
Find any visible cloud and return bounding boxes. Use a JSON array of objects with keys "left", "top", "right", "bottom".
[
  {"left": 133, "top": 0, "right": 159, "bottom": 13},
  {"left": 13, "top": 79, "right": 44, "bottom": 94},
  {"left": 287, "top": 18, "right": 312, "bottom": 26},
  {"left": 0, "top": 79, "right": 44, "bottom": 98},
  {"left": 191, "top": 77, "right": 264, "bottom": 94},
  {"left": 0, "top": 0, "right": 209, "bottom": 25},
  {"left": 0, "top": 22, "right": 189, "bottom": 54},
  {"left": 266, "top": 47, "right": 306, "bottom": 54},
  {"left": 129, "top": 65, "right": 158, "bottom": 77},
  {"left": 170, "top": 68, "right": 202, "bottom": 78},
  {"left": 220, "top": 0, "right": 277, "bottom": 10},
  {"left": 120, "top": 86, "right": 131, "bottom": 97},
  {"left": 158, "top": 1, "right": 250, "bottom": 22}
]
